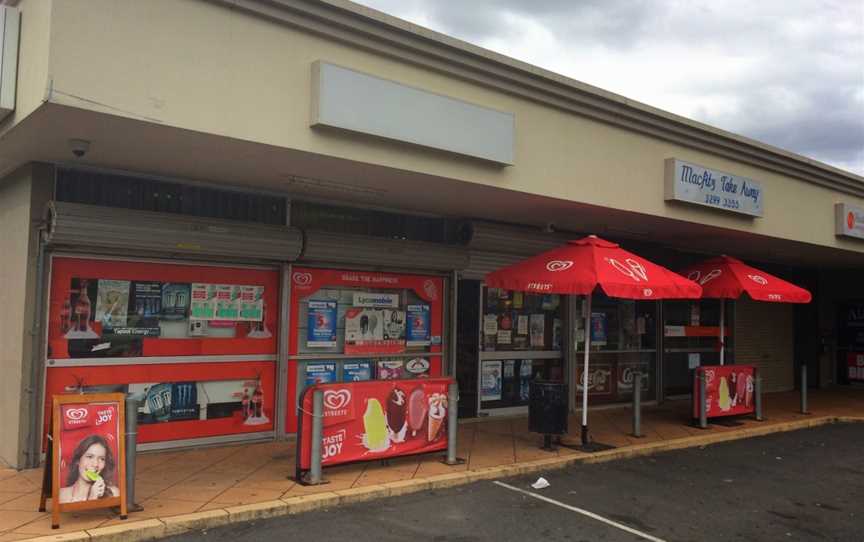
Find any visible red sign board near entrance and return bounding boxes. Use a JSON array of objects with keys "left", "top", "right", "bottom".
[
  {"left": 692, "top": 365, "right": 756, "bottom": 418},
  {"left": 297, "top": 378, "right": 453, "bottom": 472}
]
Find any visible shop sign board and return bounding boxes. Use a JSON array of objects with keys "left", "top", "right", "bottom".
[
  {"left": 42, "top": 393, "right": 127, "bottom": 529},
  {"left": 847, "top": 352, "right": 864, "bottom": 381},
  {"left": 297, "top": 378, "right": 453, "bottom": 474},
  {"left": 835, "top": 203, "right": 864, "bottom": 240},
  {"left": 692, "top": 365, "right": 755, "bottom": 418},
  {"left": 665, "top": 158, "right": 764, "bottom": 217}
]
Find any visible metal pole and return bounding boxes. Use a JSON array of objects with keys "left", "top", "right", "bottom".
[
  {"left": 445, "top": 382, "right": 460, "bottom": 465},
  {"left": 800, "top": 363, "right": 809, "bottom": 414},
  {"left": 755, "top": 373, "right": 763, "bottom": 421},
  {"left": 719, "top": 301, "right": 725, "bottom": 366},
  {"left": 698, "top": 369, "right": 708, "bottom": 429},
  {"left": 125, "top": 394, "right": 143, "bottom": 511},
  {"left": 310, "top": 389, "right": 324, "bottom": 484},
  {"left": 581, "top": 294, "right": 593, "bottom": 446},
  {"left": 632, "top": 372, "right": 642, "bottom": 438}
]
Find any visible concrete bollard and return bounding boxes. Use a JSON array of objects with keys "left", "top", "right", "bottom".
[
  {"left": 631, "top": 372, "right": 643, "bottom": 438},
  {"left": 755, "top": 373, "right": 764, "bottom": 422},
  {"left": 309, "top": 389, "right": 324, "bottom": 485},
  {"left": 699, "top": 369, "right": 708, "bottom": 429},
  {"left": 800, "top": 364, "right": 809, "bottom": 414}
]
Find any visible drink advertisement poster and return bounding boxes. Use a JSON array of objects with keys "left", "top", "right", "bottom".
[
  {"left": 344, "top": 361, "right": 373, "bottom": 382},
  {"left": 46, "top": 393, "right": 127, "bottom": 527},
  {"left": 590, "top": 312, "right": 608, "bottom": 346},
  {"left": 529, "top": 314, "right": 545, "bottom": 348},
  {"left": 306, "top": 363, "right": 338, "bottom": 387},
  {"left": 65, "top": 279, "right": 99, "bottom": 339},
  {"left": 692, "top": 365, "right": 756, "bottom": 418},
  {"left": 576, "top": 363, "right": 613, "bottom": 395},
  {"left": 848, "top": 352, "right": 864, "bottom": 381},
  {"left": 307, "top": 301, "right": 338, "bottom": 348},
  {"left": 123, "top": 281, "right": 162, "bottom": 336},
  {"left": 344, "top": 308, "right": 406, "bottom": 354},
  {"left": 297, "top": 378, "right": 453, "bottom": 473},
  {"left": 406, "top": 305, "right": 431, "bottom": 346},
  {"left": 481, "top": 360, "right": 503, "bottom": 401},
  {"left": 160, "top": 283, "right": 190, "bottom": 321},
  {"left": 616, "top": 362, "right": 650, "bottom": 393},
  {"left": 95, "top": 280, "right": 130, "bottom": 329}
]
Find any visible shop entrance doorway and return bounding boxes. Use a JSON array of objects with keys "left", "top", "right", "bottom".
[{"left": 661, "top": 299, "right": 732, "bottom": 398}]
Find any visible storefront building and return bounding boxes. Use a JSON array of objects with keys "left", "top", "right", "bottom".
[{"left": 0, "top": 0, "right": 862, "bottom": 468}]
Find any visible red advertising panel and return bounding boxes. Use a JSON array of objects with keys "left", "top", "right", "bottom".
[
  {"left": 692, "top": 365, "right": 755, "bottom": 418},
  {"left": 847, "top": 352, "right": 864, "bottom": 381},
  {"left": 45, "top": 393, "right": 126, "bottom": 528},
  {"left": 298, "top": 378, "right": 453, "bottom": 471}
]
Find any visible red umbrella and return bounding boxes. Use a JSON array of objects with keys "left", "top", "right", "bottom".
[
  {"left": 486, "top": 235, "right": 702, "bottom": 446},
  {"left": 680, "top": 255, "right": 812, "bottom": 364}
]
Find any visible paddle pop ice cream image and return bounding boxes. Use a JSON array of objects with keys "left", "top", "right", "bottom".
[
  {"left": 407, "top": 387, "right": 428, "bottom": 438},
  {"left": 362, "top": 398, "right": 390, "bottom": 452},
  {"left": 427, "top": 392, "right": 448, "bottom": 442},
  {"left": 387, "top": 388, "right": 408, "bottom": 443}
]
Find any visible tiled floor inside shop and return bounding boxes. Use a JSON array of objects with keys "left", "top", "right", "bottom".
[{"left": 0, "top": 388, "right": 861, "bottom": 540}]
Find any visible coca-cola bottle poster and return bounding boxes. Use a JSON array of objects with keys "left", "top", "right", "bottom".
[{"left": 64, "top": 279, "right": 99, "bottom": 339}]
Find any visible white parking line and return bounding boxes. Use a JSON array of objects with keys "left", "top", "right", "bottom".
[{"left": 493, "top": 481, "right": 668, "bottom": 542}]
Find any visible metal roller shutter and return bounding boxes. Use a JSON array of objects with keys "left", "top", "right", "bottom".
[
  {"left": 45, "top": 201, "right": 303, "bottom": 262},
  {"left": 300, "top": 230, "right": 470, "bottom": 271},
  {"left": 462, "top": 221, "right": 573, "bottom": 279},
  {"left": 734, "top": 297, "right": 794, "bottom": 392}
]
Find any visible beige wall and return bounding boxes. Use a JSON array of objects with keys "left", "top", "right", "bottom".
[
  {"left": 33, "top": 0, "right": 864, "bottom": 254},
  {"left": 0, "top": 163, "right": 51, "bottom": 468},
  {"left": 734, "top": 298, "right": 795, "bottom": 392},
  {"left": 0, "top": 0, "right": 53, "bottom": 137}
]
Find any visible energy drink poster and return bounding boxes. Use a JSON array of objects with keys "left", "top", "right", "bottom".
[
  {"left": 122, "top": 281, "right": 162, "bottom": 336},
  {"left": 161, "top": 283, "right": 191, "bottom": 320},
  {"left": 406, "top": 305, "right": 431, "bottom": 346},
  {"left": 53, "top": 394, "right": 124, "bottom": 510},
  {"left": 307, "top": 301, "right": 338, "bottom": 347},
  {"left": 692, "top": 365, "right": 756, "bottom": 418},
  {"left": 298, "top": 378, "right": 453, "bottom": 471},
  {"left": 481, "top": 360, "right": 503, "bottom": 401},
  {"left": 305, "top": 363, "right": 338, "bottom": 387}
]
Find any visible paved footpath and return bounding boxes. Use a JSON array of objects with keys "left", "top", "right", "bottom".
[{"left": 166, "top": 423, "right": 864, "bottom": 542}]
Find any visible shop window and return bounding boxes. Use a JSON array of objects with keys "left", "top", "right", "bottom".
[
  {"left": 56, "top": 169, "right": 287, "bottom": 225},
  {"left": 481, "top": 288, "right": 564, "bottom": 352},
  {"left": 48, "top": 257, "right": 279, "bottom": 359}
]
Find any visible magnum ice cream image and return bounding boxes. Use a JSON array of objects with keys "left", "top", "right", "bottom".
[
  {"left": 386, "top": 388, "right": 408, "bottom": 443},
  {"left": 362, "top": 398, "right": 389, "bottom": 452},
  {"left": 407, "top": 387, "right": 428, "bottom": 438},
  {"left": 427, "top": 392, "right": 448, "bottom": 442}
]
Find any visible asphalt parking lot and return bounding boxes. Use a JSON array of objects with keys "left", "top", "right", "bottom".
[{"left": 167, "top": 422, "right": 864, "bottom": 542}]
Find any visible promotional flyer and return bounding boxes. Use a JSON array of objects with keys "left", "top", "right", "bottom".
[
  {"left": 307, "top": 301, "right": 338, "bottom": 348},
  {"left": 298, "top": 378, "right": 452, "bottom": 471},
  {"left": 693, "top": 365, "right": 756, "bottom": 418}
]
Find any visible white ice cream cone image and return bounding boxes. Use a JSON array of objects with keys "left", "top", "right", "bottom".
[{"left": 427, "top": 393, "right": 448, "bottom": 442}]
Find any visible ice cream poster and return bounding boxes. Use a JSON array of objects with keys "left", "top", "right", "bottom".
[
  {"left": 692, "top": 365, "right": 756, "bottom": 418},
  {"left": 51, "top": 394, "right": 125, "bottom": 515},
  {"left": 298, "top": 378, "right": 453, "bottom": 471},
  {"left": 307, "top": 300, "right": 338, "bottom": 347}
]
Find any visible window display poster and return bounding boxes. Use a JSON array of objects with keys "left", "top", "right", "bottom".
[
  {"left": 576, "top": 363, "right": 613, "bottom": 395},
  {"left": 481, "top": 360, "right": 503, "bottom": 401},
  {"left": 238, "top": 286, "right": 265, "bottom": 322},
  {"left": 406, "top": 305, "right": 431, "bottom": 346},
  {"left": 123, "top": 281, "right": 162, "bottom": 336},
  {"left": 126, "top": 378, "right": 269, "bottom": 426},
  {"left": 483, "top": 314, "right": 498, "bottom": 335},
  {"left": 161, "top": 283, "right": 191, "bottom": 321},
  {"left": 520, "top": 360, "right": 533, "bottom": 401},
  {"left": 307, "top": 300, "right": 338, "bottom": 347},
  {"left": 590, "top": 312, "right": 608, "bottom": 346},
  {"left": 64, "top": 279, "right": 99, "bottom": 339},
  {"left": 688, "top": 353, "right": 702, "bottom": 369},
  {"left": 383, "top": 309, "right": 406, "bottom": 340},
  {"left": 553, "top": 318, "right": 562, "bottom": 350},
  {"left": 529, "top": 314, "right": 545, "bottom": 347},
  {"left": 190, "top": 283, "right": 216, "bottom": 320},
  {"left": 405, "top": 357, "right": 431, "bottom": 377},
  {"left": 306, "top": 363, "right": 338, "bottom": 387},
  {"left": 344, "top": 361, "right": 373, "bottom": 382},
  {"left": 345, "top": 308, "right": 406, "bottom": 354},
  {"left": 377, "top": 359, "right": 405, "bottom": 380},
  {"left": 95, "top": 280, "right": 130, "bottom": 328},
  {"left": 215, "top": 285, "right": 240, "bottom": 321}
]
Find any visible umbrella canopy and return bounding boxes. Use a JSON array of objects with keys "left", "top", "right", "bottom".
[
  {"left": 486, "top": 235, "right": 703, "bottom": 299},
  {"left": 680, "top": 255, "right": 812, "bottom": 303}
]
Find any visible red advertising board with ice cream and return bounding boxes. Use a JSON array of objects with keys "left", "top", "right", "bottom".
[
  {"left": 692, "top": 365, "right": 756, "bottom": 418},
  {"left": 297, "top": 378, "right": 452, "bottom": 473}
]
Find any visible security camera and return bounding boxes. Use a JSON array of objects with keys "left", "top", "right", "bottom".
[{"left": 68, "top": 139, "right": 91, "bottom": 158}]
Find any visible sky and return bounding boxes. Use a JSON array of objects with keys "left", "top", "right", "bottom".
[{"left": 353, "top": 0, "right": 864, "bottom": 176}]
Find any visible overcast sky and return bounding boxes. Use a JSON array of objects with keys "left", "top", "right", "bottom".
[{"left": 354, "top": 0, "right": 864, "bottom": 176}]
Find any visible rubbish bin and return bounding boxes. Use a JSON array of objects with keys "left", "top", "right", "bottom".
[{"left": 529, "top": 381, "right": 569, "bottom": 435}]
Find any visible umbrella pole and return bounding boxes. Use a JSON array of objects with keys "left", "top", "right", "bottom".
[
  {"left": 719, "top": 301, "right": 725, "bottom": 366},
  {"left": 581, "top": 294, "right": 592, "bottom": 446}
]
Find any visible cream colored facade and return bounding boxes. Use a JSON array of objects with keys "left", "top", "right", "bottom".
[{"left": 0, "top": 0, "right": 862, "bottom": 468}]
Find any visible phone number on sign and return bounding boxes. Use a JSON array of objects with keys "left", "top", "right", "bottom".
[{"left": 705, "top": 194, "right": 740, "bottom": 210}]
